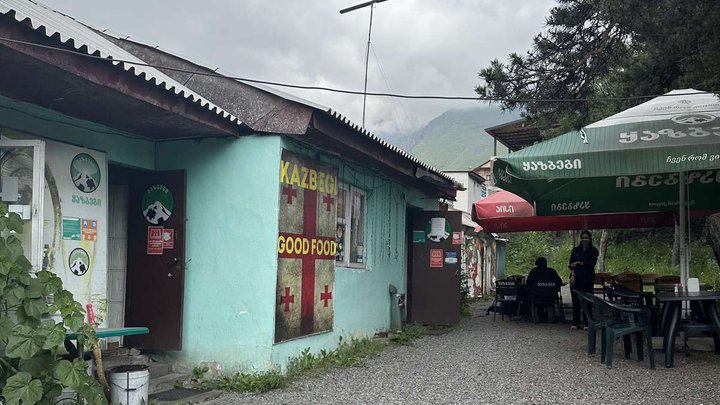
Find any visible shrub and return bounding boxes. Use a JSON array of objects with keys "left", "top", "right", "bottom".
[{"left": 0, "top": 203, "right": 105, "bottom": 405}]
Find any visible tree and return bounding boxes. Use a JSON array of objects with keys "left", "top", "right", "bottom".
[
  {"left": 476, "top": 0, "right": 720, "bottom": 133},
  {"left": 476, "top": 0, "right": 720, "bottom": 267}
]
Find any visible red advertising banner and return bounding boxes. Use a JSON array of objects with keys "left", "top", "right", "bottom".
[{"left": 275, "top": 150, "right": 338, "bottom": 343}]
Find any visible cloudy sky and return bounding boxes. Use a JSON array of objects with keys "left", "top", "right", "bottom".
[{"left": 43, "top": 0, "right": 556, "bottom": 134}]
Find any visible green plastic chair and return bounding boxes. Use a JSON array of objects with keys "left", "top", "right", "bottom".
[
  {"left": 575, "top": 290, "right": 607, "bottom": 358},
  {"left": 597, "top": 296, "right": 655, "bottom": 369}
]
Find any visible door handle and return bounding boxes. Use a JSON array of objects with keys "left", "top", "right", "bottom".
[{"left": 167, "top": 257, "right": 181, "bottom": 278}]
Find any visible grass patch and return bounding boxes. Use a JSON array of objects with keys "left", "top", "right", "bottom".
[
  {"left": 390, "top": 324, "right": 423, "bottom": 345},
  {"left": 184, "top": 330, "right": 422, "bottom": 394}
]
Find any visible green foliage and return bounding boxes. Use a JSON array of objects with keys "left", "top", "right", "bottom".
[
  {"left": 190, "top": 369, "right": 290, "bottom": 393},
  {"left": 187, "top": 336, "right": 393, "bottom": 394},
  {"left": 505, "top": 232, "right": 572, "bottom": 279},
  {"left": 476, "top": 0, "right": 720, "bottom": 133},
  {"left": 505, "top": 230, "right": 720, "bottom": 289},
  {"left": 389, "top": 324, "right": 423, "bottom": 346},
  {"left": 192, "top": 365, "right": 210, "bottom": 380},
  {"left": 0, "top": 204, "right": 106, "bottom": 405}
]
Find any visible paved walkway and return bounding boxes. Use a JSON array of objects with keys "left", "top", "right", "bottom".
[{"left": 205, "top": 298, "right": 720, "bottom": 404}]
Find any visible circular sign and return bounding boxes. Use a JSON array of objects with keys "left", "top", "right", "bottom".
[
  {"left": 425, "top": 217, "right": 451, "bottom": 242},
  {"left": 70, "top": 153, "right": 101, "bottom": 193},
  {"left": 68, "top": 248, "right": 90, "bottom": 276},
  {"left": 142, "top": 184, "right": 174, "bottom": 225}
]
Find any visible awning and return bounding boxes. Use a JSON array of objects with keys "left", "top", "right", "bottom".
[{"left": 471, "top": 190, "right": 713, "bottom": 233}]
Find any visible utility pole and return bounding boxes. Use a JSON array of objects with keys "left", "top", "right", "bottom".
[{"left": 340, "top": 0, "right": 388, "bottom": 128}]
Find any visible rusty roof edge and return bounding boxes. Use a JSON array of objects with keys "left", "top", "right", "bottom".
[
  {"left": 484, "top": 118, "right": 528, "bottom": 133},
  {"left": 325, "top": 108, "right": 461, "bottom": 190},
  {"left": 0, "top": 0, "right": 244, "bottom": 130}
]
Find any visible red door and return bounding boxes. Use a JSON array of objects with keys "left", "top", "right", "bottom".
[
  {"left": 125, "top": 170, "right": 186, "bottom": 350},
  {"left": 409, "top": 210, "right": 462, "bottom": 325}
]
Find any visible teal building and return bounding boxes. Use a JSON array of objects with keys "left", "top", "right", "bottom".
[{"left": 0, "top": 1, "right": 460, "bottom": 373}]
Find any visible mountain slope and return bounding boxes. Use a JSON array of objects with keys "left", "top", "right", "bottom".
[{"left": 380, "top": 106, "right": 520, "bottom": 171}]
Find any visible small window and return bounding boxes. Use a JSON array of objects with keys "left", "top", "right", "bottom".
[{"left": 336, "top": 184, "right": 366, "bottom": 268}]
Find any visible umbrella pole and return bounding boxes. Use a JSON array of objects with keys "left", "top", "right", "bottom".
[{"left": 679, "top": 172, "right": 688, "bottom": 287}]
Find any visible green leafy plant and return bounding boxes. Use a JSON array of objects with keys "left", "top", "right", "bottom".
[
  {"left": 389, "top": 324, "right": 423, "bottom": 346},
  {"left": 0, "top": 203, "right": 106, "bottom": 404},
  {"left": 186, "top": 336, "right": 389, "bottom": 394}
]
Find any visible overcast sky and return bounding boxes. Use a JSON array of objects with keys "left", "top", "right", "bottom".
[{"left": 43, "top": 0, "right": 556, "bottom": 134}]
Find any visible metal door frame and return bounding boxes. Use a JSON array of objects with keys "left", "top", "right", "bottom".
[{"left": 0, "top": 139, "right": 45, "bottom": 271}]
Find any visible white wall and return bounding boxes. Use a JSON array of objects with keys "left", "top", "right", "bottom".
[{"left": 445, "top": 172, "right": 484, "bottom": 213}]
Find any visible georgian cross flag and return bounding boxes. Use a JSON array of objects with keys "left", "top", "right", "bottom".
[{"left": 275, "top": 150, "right": 337, "bottom": 342}]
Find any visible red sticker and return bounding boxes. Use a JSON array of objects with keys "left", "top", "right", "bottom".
[
  {"left": 452, "top": 232, "right": 462, "bottom": 244},
  {"left": 430, "top": 249, "right": 443, "bottom": 268},
  {"left": 163, "top": 228, "right": 175, "bottom": 249},
  {"left": 147, "top": 226, "right": 163, "bottom": 255}
]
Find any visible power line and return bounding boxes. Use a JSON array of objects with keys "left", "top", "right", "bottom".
[{"left": 0, "top": 36, "right": 713, "bottom": 103}]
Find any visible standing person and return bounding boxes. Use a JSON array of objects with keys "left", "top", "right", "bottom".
[{"left": 569, "top": 230, "right": 599, "bottom": 330}]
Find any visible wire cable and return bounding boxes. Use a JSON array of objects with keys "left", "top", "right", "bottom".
[{"left": 0, "top": 36, "right": 716, "bottom": 103}]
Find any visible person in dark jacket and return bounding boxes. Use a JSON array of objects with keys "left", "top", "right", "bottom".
[
  {"left": 526, "top": 257, "right": 562, "bottom": 290},
  {"left": 525, "top": 257, "right": 562, "bottom": 321},
  {"left": 569, "top": 230, "right": 599, "bottom": 329}
]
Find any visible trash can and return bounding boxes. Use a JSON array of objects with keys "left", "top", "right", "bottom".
[
  {"left": 109, "top": 364, "right": 150, "bottom": 405},
  {"left": 389, "top": 284, "right": 405, "bottom": 332}
]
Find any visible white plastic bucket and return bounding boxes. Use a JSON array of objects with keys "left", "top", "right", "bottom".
[{"left": 109, "top": 365, "right": 150, "bottom": 405}]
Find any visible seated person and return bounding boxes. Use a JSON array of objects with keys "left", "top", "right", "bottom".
[
  {"left": 526, "top": 257, "right": 562, "bottom": 289},
  {"left": 525, "top": 257, "right": 562, "bottom": 321}
]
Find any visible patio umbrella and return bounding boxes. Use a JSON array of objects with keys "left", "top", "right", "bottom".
[
  {"left": 472, "top": 190, "right": 685, "bottom": 233},
  {"left": 491, "top": 89, "right": 720, "bottom": 283}
]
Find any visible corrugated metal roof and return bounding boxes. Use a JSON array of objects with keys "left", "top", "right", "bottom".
[
  {"left": 0, "top": 0, "right": 243, "bottom": 128},
  {"left": 2, "top": 0, "right": 456, "bottom": 188},
  {"left": 112, "top": 35, "right": 458, "bottom": 188}
]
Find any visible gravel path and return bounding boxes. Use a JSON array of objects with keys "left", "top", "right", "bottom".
[{"left": 205, "top": 300, "right": 720, "bottom": 405}]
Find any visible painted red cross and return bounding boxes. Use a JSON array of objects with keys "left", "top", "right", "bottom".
[
  {"left": 320, "top": 284, "right": 333, "bottom": 307},
  {"left": 278, "top": 178, "right": 335, "bottom": 337},
  {"left": 322, "top": 195, "right": 334, "bottom": 211},
  {"left": 282, "top": 184, "right": 297, "bottom": 204},
  {"left": 300, "top": 190, "right": 319, "bottom": 334},
  {"left": 280, "top": 287, "right": 295, "bottom": 312}
]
